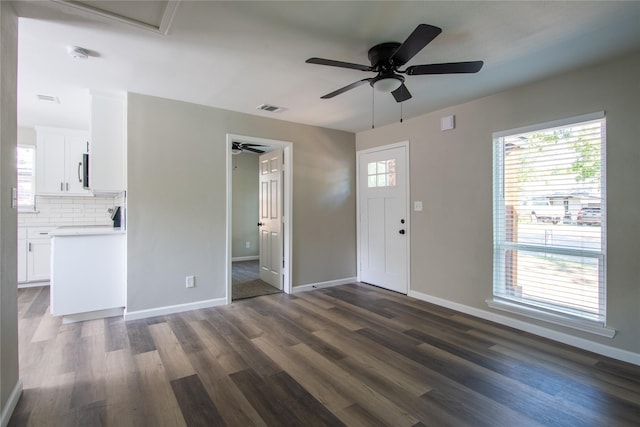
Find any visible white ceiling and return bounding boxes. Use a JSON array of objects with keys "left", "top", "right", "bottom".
[{"left": 14, "top": 1, "right": 640, "bottom": 133}]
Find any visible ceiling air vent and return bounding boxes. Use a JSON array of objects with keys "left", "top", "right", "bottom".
[
  {"left": 256, "top": 104, "right": 285, "bottom": 113},
  {"left": 36, "top": 94, "right": 60, "bottom": 104}
]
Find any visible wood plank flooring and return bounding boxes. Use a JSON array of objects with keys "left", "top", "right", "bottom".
[
  {"left": 232, "top": 260, "right": 281, "bottom": 300},
  {"left": 10, "top": 283, "right": 640, "bottom": 426}
]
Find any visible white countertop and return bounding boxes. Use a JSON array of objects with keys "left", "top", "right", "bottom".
[{"left": 49, "top": 225, "right": 126, "bottom": 237}]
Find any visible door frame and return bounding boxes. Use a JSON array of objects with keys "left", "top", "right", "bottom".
[
  {"left": 226, "top": 133, "right": 293, "bottom": 304},
  {"left": 356, "top": 141, "right": 411, "bottom": 293}
]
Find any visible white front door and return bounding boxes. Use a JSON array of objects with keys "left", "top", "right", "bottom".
[
  {"left": 358, "top": 144, "right": 409, "bottom": 293},
  {"left": 258, "top": 149, "right": 283, "bottom": 289}
]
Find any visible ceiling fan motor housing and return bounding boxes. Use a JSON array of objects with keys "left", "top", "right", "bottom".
[
  {"left": 368, "top": 42, "right": 405, "bottom": 91},
  {"left": 368, "top": 42, "right": 402, "bottom": 69}
]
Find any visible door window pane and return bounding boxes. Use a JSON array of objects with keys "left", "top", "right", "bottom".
[{"left": 367, "top": 159, "right": 397, "bottom": 188}]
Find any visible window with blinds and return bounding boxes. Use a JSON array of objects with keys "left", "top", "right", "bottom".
[
  {"left": 17, "top": 145, "right": 36, "bottom": 212},
  {"left": 492, "top": 113, "right": 607, "bottom": 331}
]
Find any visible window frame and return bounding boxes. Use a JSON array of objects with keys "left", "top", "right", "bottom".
[{"left": 490, "top": 112, "right": 613, "bottom": 337}]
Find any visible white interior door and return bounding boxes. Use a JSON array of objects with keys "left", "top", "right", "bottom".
[
  {"left": 258, "top": 149, "right": 283, "bottom": 289},
  {"left": 358, "top": 144, "right": 408, "bottom": 293}
]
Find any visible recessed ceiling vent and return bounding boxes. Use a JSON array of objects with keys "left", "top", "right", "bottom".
[
  {"left": 36, "top": 94, "right": 60, "bottom": 104},
  {"left": 67, "top": 45, "right": 90, "bottom": 59},
  {"left": 256, "top": 104, "right": 285, "bottom": 113}
]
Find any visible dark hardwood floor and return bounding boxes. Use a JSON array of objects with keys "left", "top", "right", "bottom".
[{"left": 10, "top": 283, "right": 640, "bottom": 426}]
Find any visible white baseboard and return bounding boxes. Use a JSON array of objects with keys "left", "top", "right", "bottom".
[
  {"left": 232, "top": 256, "right": 259, "bottom": 262},
  {"left": 18, "top": 281, "right": 49, "bottom": 289},
  {"left": 292, "top": 277, "right": 357, "bottom": 294},
  {"left": 408, "top": 290, "right": 640, "bottom": 366},
  {"left": 124, "top": 298, "right": 226, "bottom": 321},
  {"left": 1, "top": 379, "right": 23, "bottom": 427},
  {"left": 62, "top": 307, "right": 124, "bottom": 324}
]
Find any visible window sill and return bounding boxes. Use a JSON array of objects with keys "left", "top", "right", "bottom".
[{"left": 486, "top": 298, "right": 616, "bottom": 338}]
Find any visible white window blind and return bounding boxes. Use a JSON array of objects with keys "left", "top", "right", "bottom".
[
  {"left": 492, "top": 113, "right": 606, "bottom": 327},
  {"left": 17, "top": 145, "right": 36, "bottom": 211}
]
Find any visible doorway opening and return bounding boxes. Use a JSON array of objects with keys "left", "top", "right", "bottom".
[{"left": 226, "top": 134, "right": 292, "bottom": 303}]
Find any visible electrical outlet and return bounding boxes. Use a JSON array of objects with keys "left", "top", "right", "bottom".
[
  {"left": 186, "top": 275, "right": 195, "bottom": 288},
  {"left": 245, "top": 241, "right": 251, "bottom": 249}
]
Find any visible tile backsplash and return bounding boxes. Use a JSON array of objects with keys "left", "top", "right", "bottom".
[{"left": 18, "top": 194, "right": 125, "bottom": 227}]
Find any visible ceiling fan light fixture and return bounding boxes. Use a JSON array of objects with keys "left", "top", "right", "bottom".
[{"left": 371, "top": 75, "right": 403, "bottom": 93}]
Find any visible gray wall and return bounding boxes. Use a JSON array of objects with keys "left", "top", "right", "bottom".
[
  {"left": 17, "top": 126, "right": 35, "bottom": 146},
  {"left": 356, "top": 52, "right": 640, "bottom": 355},
  {"left": 127, "top": 93, "right": 356, "bottom": 313},
  {"left": 232, "top": 152, "right": 259, "bottom": 259},
  {"left": 0, "top": 0, "right": 19, "bottom": 416}
]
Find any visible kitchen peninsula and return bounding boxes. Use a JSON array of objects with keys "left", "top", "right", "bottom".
[{"left": 49, "top": 225, "right": 126, "bottom": 323}]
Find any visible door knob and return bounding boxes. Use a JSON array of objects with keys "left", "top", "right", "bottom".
[
  {"left": 399, "top": 229, "right": 405, "bottom": 235},
  {"left": 257, "top": 222, "right": 264, "bottom": 226}
]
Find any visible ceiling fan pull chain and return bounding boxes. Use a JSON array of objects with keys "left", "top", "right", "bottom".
[
  {"left": 371, "top": 87, "right": 375, "bottom": 129},
  {"left": 400, "top": 91, "right": 404, "bottom": 123}
]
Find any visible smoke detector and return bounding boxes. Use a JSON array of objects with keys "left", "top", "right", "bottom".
[{"left": 66, "top": 46, "right": 90, "bottom": 59}]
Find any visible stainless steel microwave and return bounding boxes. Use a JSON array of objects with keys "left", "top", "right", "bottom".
[{"left": 82, "top": 153, "right": 89, "bottom": 189}]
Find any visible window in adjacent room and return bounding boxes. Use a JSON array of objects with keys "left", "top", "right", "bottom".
[
  {"left": 17, "top": 145, "right": 36, "bottom": 212},
  {"left": 491, "top": 112, "right": 610, "bottom": 335}
]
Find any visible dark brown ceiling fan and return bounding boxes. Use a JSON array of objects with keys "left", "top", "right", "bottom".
[
  {"left": 306, "top": 24, "right": 484, "bottom": 102},
  {"left": 232, "top": 141, "right": 265, "bottom": 154}
]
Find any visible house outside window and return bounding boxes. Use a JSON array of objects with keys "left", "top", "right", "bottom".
[
  {"left": 17, "top": 145, "right": 36, "bottom": 212},
  {"left": 491, "top": 112, "right": 610, "bottom": 336}
]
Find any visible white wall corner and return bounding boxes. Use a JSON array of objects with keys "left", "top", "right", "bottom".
[
  {"left": 292, "top": 277, "right": 357, "bottom": 294},
  {"left": 124, "top": 298, "right": 226, "bottom": 321},
  {"left": 1, "top": 379, "right": 23, "bottom": 427},
  {"left": 408, "top": 290, "right": 640, "bottom": 366}
]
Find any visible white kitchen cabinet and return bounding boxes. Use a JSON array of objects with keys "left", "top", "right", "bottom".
[
  {"left": 18, "top": 226, "right": 54, "bottom": 283},
  {"left": 90, "top": 91, "right": 126, "bottom": 193},
  {"left": 28, "top": 238, "right": 51, "bottom": 282},
  {"left": 36, "top": 126, "right": 90, "bottom": 196},
  {"left": 50, "top": 227, "right": 125, "bottom": 317}
]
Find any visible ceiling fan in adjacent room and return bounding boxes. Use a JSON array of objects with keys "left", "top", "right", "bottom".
[
  {"left": 306, "top": 24, "right": 484, "bottom": 102},
  {"left": 231, "top": 141, "right": 266, "bottom": 154}
]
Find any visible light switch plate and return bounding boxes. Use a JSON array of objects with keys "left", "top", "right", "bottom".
[
  {"left": 186, "top": 275, "right": 195, "bottom": 288},
  {"left": 414, "top": 201, "right": 423, "bottom": 211}
]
